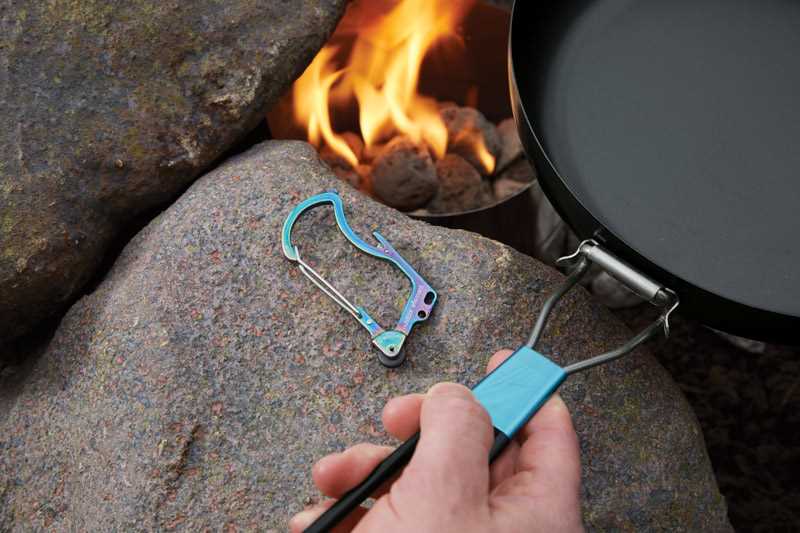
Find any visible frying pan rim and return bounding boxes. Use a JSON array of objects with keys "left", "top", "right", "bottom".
[{"left": 507, "top": 0, "right": 800, "bottom": 343}]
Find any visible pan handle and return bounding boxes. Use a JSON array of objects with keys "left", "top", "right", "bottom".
[{"left": 302, "top": 347, "right": 566, "bottom": 533}]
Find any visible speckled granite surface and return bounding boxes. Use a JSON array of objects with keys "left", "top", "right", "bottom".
[{"left": 0, "top": 142, "right": 730, "bottom": 531}]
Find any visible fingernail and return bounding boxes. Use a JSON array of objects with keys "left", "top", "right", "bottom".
[
  {"left": 384, "top": 396, "right": 402, "bottom": 412},
  {"left": 550, "top": 393, "right": 568, "bottom": 410},
  {"left": 428, "top": 382, "right": 470, "bottom": 397},
  {"left": 312, "top": 452, "right": 339, "bottom": 475}
]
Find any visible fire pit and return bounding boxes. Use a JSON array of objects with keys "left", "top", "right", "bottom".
[{"left": 268, "top": 0, "right": 544, "bottom": 255}]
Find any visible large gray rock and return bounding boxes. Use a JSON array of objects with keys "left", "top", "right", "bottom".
[
  {"left": 0, "top": 142, "right": 730, "bottom": 531},
  {"left": 0, "top": 0, "right": 347, "bottom": 342}
]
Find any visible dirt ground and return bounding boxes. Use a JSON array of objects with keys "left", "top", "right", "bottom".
[{"left": 615, "top": 306, "right": 800, "bottom": 532}]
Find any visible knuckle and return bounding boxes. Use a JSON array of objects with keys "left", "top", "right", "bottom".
[
  {"left": 348, "top": 442, "right": 375, "bottom": 454},
  {"left": 462, "top": 399, "right": 492, "bottom": 426},
  {"left": 430, "top": 393, "right": 490, "bottom": 425},
  {"left": 348, "top": 442, "right": 388, "bottom": 459}
]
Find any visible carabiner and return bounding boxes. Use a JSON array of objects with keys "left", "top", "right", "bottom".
[{"left": 282, "top": 191, "right": 437, "bottom": 367}]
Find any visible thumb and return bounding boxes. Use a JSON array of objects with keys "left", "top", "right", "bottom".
[
  {"left": 491, "top": 394, "right": 583, "bottom": 532},
  {"left": 399, "top": 382, "right": 494, "bottom": 509}
]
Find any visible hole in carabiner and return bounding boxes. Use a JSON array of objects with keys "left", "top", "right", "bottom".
[
  {"left": 417, "top": 310, "right": 427, "bottom": 319},
  {"left": 424, "top": 292, "right": 435, "bottom": 305}
]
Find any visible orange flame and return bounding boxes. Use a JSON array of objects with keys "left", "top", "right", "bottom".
[
  {"left": 292, "top": 0, "right": 482, "bottom": 168},
  {"left": 453, "top": 129, "right": 497, "bottom": 174},
  {"left": 292, "top": 47, "right": 359, "bottom": 168}
]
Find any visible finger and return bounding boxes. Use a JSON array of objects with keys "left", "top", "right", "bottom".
[
  {"left": 382, "top": 393, "right": 425, "bottom": 440},
  {"left": 289, "top": 499, "right": 368, "bottom": 533},
  {"left": 485, "top": 350, "right": 519, "bottom": 491},
  {"left": 487, "top": 349, "right": 514, "bottom": 373},
  {"left": 382, "top": 351, "right": 512, "bottom": 447},
  {"left": 400, "top": 382, "right": 494, "bottom": 507},
  {"left": 492, "top": 394, "right": 581, "bottom": 520},
  {"left": 313, "top": 443, "right": 395, "bottom": 498},
  {"left": 516, "top": 394, "right": 579, "bottom": 467},
  {"left": 489, "top": 438, "right": 520, "bottom": 490}
]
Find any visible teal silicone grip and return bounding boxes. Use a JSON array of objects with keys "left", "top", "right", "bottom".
[{"left": 472, "top": 346, "right": 567, "bottom": 438}]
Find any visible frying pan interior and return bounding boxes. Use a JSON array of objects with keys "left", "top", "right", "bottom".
[{"left": 510, "top": 0, "right": 800, "bottom": 343}]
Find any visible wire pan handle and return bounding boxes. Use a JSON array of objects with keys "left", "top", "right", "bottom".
[{"left": 528, "top": 240, "right": 679, "bottom": 375}]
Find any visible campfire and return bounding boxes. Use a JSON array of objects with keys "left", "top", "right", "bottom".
[{"left": 268, "top": 0, "right": 534, "bottom": 215}]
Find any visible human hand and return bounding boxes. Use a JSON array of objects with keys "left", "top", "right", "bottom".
[{"left": 290, "top": 349, "right": 584, "bottom": 533}]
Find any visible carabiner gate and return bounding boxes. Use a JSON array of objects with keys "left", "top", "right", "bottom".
[{"left": 282, "top": 191, "right": 437, "bottom": 367}]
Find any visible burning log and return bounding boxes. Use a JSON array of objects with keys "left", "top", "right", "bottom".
[
  {"left": 371, "top": 136, "right": 439, "bottom": 211},
  {"left": 428, "top": 154, "right": 491, "bottom": 213}
]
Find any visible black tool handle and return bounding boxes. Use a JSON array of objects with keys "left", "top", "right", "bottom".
[{"left": 303, "top": 428, "right": 509, "bottom": 533}]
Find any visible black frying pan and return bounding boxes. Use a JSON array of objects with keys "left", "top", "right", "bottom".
[
  {"left": 303, "top": 1, "right": 800, "bottom": 529},
  {"left": 511, "top": 0, "right": 800, "bottom": 343}
]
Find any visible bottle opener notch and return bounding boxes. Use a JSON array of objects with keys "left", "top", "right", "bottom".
[{"left": 282, "top": 190, "right": 437, "bottom": 367}]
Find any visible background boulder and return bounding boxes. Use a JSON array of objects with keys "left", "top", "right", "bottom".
[
  {"left": 0, "top": 142, "right": 730, "bottom": 531},
  {"left": 0, "top": 0, "right": 347, "bottom": 342}
]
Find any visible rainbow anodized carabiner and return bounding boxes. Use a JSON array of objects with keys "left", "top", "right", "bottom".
[{"left": 282, "top": 190, "right": 437, "bottom": 367}]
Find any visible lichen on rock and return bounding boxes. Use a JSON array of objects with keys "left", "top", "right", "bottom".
[{"left": 0, "top": 0, "right": 348, "bottom": 342}]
